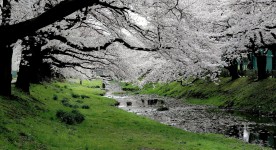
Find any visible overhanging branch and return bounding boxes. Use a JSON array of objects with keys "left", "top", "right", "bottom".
[
  {"left": 47, "top": 33, "right": 159, "bottom": 52},
  {"left": 0, "top": 0, "right": 98, "bottom": 43}
]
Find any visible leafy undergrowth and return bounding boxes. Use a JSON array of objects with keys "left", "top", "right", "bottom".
[
  {"left": 120, "top": 82, "right": 140, "bottom": 92},
  {"left": 139, "top": 77, "right": 276, "bottom": 113},
  {"left": 0, "top": 80, "right": 265, "bottom": 149}
]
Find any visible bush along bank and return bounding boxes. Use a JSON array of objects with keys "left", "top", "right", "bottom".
[{"left": 138, "top": 77, "right": 276, "bottom": 115}]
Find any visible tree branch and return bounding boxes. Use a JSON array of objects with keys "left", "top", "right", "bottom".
[
  {"left": 47, "top": 33, "right": 159, "bottom": 52},
  {"left": 0, "top": 0, "right": 98, "bottom": 43}
]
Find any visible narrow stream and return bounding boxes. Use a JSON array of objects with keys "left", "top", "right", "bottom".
[{"left": 104, "top": 82, "right": 276, "bottom": 149}]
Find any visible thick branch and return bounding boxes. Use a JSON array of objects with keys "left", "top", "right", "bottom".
[
  {"left": 47, "top": 34, "right": 158, "bottom": 51},
  {"left": 0, "top": 0, "right": 98, "bottom": 43},
  {"left": 266, "top": 25, "right": 276, "bottom": 29}
]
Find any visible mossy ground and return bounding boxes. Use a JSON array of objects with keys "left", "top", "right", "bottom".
[
  {"left": 0, "top": 80, "right": 265, "bottom": 149},
  {"left": 139, "top": 77, "right": 276, "bottom": 113}
]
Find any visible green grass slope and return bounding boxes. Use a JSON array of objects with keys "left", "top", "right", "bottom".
[
  {"left": 0, "top": 80, "right": 264, "bottom": 149},
  {"left": 139, "top": 77, "right": 276, "bottom": 113}
]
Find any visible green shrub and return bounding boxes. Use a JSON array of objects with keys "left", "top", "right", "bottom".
[
  {"left": 56, "top": 110, "right": 74, "bottom": 125},
  {"left": 61, "top": 98, "right": 72, "bottom": 107},
  {"left": 71, "top": 93, "right": 80, "bottom": 98},
  {"left": 121, "top": 82, "right": 140, "bottom": 92},
  {"left": 56, "top": 110, "right": 85, "bottom": 125},
  {"left": 81, "top": 95, "right": 90, "bottom": 99},
  {"left": 71, "top": 110, "right": 85, "bottom": 123},
  {"left": 114, "top": 101, "right": 120, "bottom": 106},
  {"left": 53, "top": 94, "right": 58, "bottom": 100},
  {"left": 76, "top": 100, "right": 83, "bottom": 103},
  {"left": 81, "top": 105, "right": 90, "bottom": 109}
]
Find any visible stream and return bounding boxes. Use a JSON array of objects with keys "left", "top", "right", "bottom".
[{"left": 104, "top": 82, "right": 276, "bottom": 149}]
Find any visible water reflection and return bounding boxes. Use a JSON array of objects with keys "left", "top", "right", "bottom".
[
  {"left": 225, "top": 109, "right": 276, "bottom": 123},
  {"left": 226, "top": 123, "right": 276, "bottom": 148},
  {"left": 243, "top": 124, "right": 250, "bottom": 142}
]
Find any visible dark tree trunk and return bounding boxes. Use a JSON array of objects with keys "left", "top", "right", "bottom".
[
  {"left": 0, "top": 0, "right": 13, "bottom": 96},
  {"left": 16, "top": 65, "right": 30, "bottom": 93},
  {"left": 16, "top": 49, "right": 53, "bottom": 93},
  {"left": 0, "top": 44, "right": 13, "bottom": 96},
  {"left": 16, "top": 37, "right": 43, "bottom": 92},
  {"left": 257, "top": 55, "right": 267, "bottom": 80},
  {"left": 16, "top": 41, "right": 31, "bottom": 93},
  {"left": 228, "top": 65, "right": 239, "bottom": 80},
  {"left": 29, "top": 43, "right": 43, "bottom": 83},
  {"left": 239, "top": 59, "right": 244, "bottom": 76},
  {"left": 16, "top": 34, "right": 53, "bottom": 93},
  {"left": 226, "top": 59, "right": 239, "bottom": 80}
]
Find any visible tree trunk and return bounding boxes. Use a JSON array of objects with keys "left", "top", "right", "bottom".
[
  {"left": 226, "top": 59, "right": 239, "bottom": 80},
  {"left": 239, "top": 59, "right": 244, "bottom": 76},
  {"left": 228, "top": 65, "right": 239, "bottom": 80},
  {"left": 16, "top": 36, "right": 46, "bottom": 93},
  {"left": 16, "top": 65, "right": 30, "bottom": 93},
  {"left": 0, "top": 44, "right": 13, "bottom": 96},
  {"left": 257, "top": 55, "right": 267, "bottom": 80},
  {"left": 29, "top": 44, "right": 43, "bottom": 83}
]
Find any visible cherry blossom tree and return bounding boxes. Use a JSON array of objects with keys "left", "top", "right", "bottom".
[
  {"left": 27, "top": 0, "right": 225, "bottom": 86},
  {"left": 213, "top": 0, "right": 276, "bottom": 80},
  {"left": 134, "top": 0, "right": 224, "bottom": 84},
  {"left": 4, "top": 0, "right": 275, "bottom": 96},
  {"left": 0, "top": 0, "right": 159, "bottom": 96}
]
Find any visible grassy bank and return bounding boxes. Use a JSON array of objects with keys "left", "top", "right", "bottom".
[
  {"left": 139, "top": 77, "right": 276, "bottom": 114},
  {"left": 0, "top": 80, "right": 264, "bottom": 149}
]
